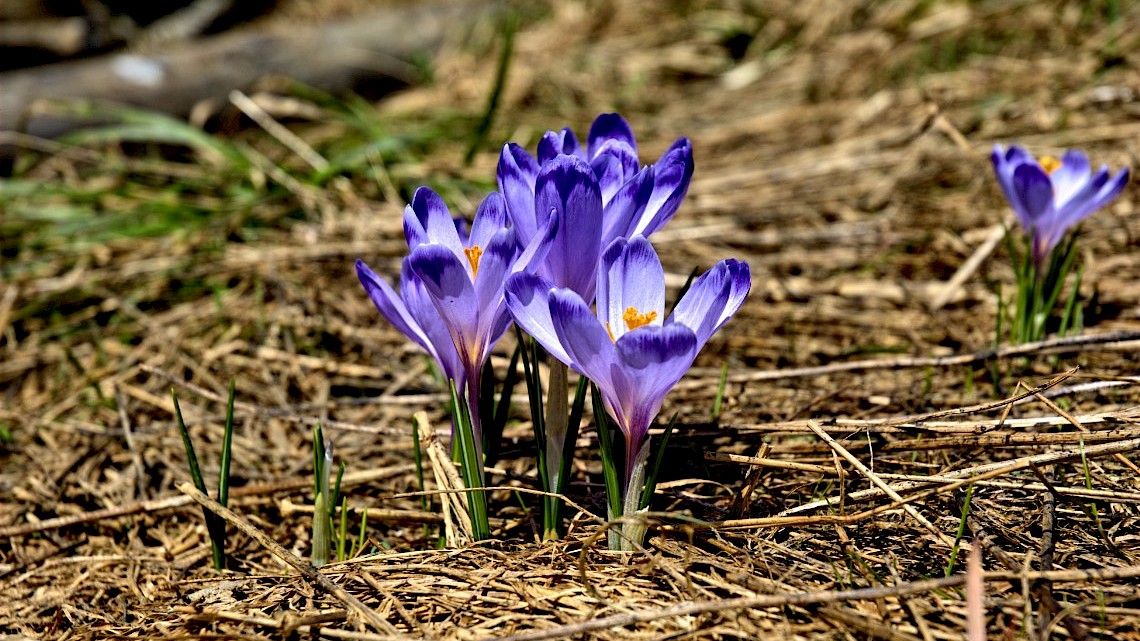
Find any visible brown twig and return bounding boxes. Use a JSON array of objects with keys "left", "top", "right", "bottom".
[
  {"left": 780, "top": 435, "right": 1140, "bottom": 517},
  {"left": 229, "top": 89, "right": 329, "bottom": 171},
  {"left": 888, "top": 556, "right": 936, "bottom": 641},
  {"left": 707, "top": 449, "right": 831, "bottom": 474},
  {"left": 965, "top": 539, "right": 986, "bottom": 641},
  {"left": 930, "top": 223, "right": 1006, "bottom": 311},
  {"left": 681, "top": 332, "right": 1140, "bottom": 386},
  {"left": 806, "top": 419, "right": 958, "bottom": 550},
  {"left": 966, "top": 507, "right": 1088, "bottom": 641},
  {"left": 113, "top": 385, "right": 148, "bottom": 501},
  {"left": 483, "top": 565, "right": 1140, "bottom": 641},
  {"left": 0, "top": 465, "right": 414, "bottom": 538},
  {"left": 727, "top": 443, "right": 772, "bottom": 518},
  {"left": 1030, "top": 386, "right": 1140, "bottom": 474},
  {"left": 177, "top": 482, "right": 402, "bottom": 636}
]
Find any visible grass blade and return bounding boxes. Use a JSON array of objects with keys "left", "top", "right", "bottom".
[
  {"left": 639, "top": 413, "right": 678, "bottom": 511},
  {"left": 449, "top": 380, "right": 490, "bottom": 540},
  {"left": 667, "top": 266, "right": 700, "bottom": 317},
  {"left": 217, "top": 379, "right": 236, "bottom": 509},
  {"left": 172, "top": 390, "right": 208, "bottom": 505},
  {"left": 172, "top": 389, "right": 226, "bottom": 570},
  {"left": 560, "top": 375, "right": 588, "bottom": 495},
  {"left": 591, "top": 382, "right": 623, "bottom": 522},
  {"left": 945, "top": 483, "right": 975, "bottom": 577},
  {"left": 711, "top": 362, "right": 729, "bottom": 422},
  {"left": 464, "top": 11, "right": 518, "bottom": 164}
]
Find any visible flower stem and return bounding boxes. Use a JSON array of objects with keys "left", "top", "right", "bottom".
[
  {"left": 542, "top": 361, "right": 569, "bottom": 540},
  {"left": 590, "top": 383, "right": 624, "bottom": 549},
  {"left": 617, "top": 442, "right": 651, "bottom": 552},
  {"left": 450, "top": 379, "right": 490, "bottom": 541}
]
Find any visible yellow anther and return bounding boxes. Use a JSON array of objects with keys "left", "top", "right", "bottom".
[
  {"left": 1038, "top": 155, "right": 1063, "bottom": 175},
  {"left": 622, "top": 307, "right": 657, "bottom": 331},
  {"left": 605, "top": 322, "right": 616, "bottom": 342},
  {"left": 464, "top": 246, "right": 483, "bottom": 278}
]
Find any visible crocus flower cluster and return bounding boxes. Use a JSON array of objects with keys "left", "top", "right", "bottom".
[
  {"left": 992, "top": 145, "right": 1129, "bottom": 268},
  {"left": 356, "top": 113, "right": 748, "bottom": 546}
]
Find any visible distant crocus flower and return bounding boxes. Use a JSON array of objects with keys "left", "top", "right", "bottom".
[
  {"left": 505, "top": 236, "right": 750, "bottom": 509},
  {"left": 498, "top": 113, "right": 694, "bottom": 301},
  {"left": 992, "top": 145, "right": 1129, "bottom": 266}
]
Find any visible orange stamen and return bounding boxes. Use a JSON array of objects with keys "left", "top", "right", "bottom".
[
  {"left": 464, "top": 246, "right": 483, "bottom": 278},
  {"left": 1038, "top": 155, "right": 1063, "bottom": 175},
  {"left": 605, "top": 322, "right": 616, "bottom": 342},
  {"left": 623, "top": 307, "right": 657, "bottom": 331}
]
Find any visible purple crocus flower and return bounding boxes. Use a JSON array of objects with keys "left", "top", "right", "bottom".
[
  {"left": 498, "top": 113, "right": 694, "bottom": 301},
  {"left": 505, "top": 235, "right": 750, "bottom": 503},
  {"left": 357, "top": 187, "right": 557, "bottom": 445},
  {"left": 356, "top": 257, "right": 466, "bottom": 389},
  {"left": 992, "top": 144, "right": 1129, "bottom": 266},
  {"left": 402, "top": 188, "right": 517, "bottom": 379}
]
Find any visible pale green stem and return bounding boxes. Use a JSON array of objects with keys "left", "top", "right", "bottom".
[
  {"left": 541, "top": 361, "right": 569, "bottom": 540},
  {"left": 544, "top": 361, "right": 569, "bottom": 495},
  {"left": 612, "top": 440, "right": 651, "bottom": 551},
  {"left": 311, "top": 492, "right": 330, "bottom": 567},
  {"left": 465, "top": 372, "right": 486, "bottom": 469},
  {"left": 312, "top": 437, "right": 333, "bottom": 566}
]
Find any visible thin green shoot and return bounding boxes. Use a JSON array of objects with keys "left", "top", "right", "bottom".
[
  {"left": 337, "top": 495, "right": 350, "bottom": 562},
  {"left": 172, "top": 389, "right": 228, "bottom": 570},
  {"left": 448, "top": 380, "right": 491, "bottom": 540},
  {"left": 517, "top": 329, "right": 547, "bottom": 481},
  {"left": 562, "top": 375, "right": 588, "bottom": 494},
  {"left": 331, "top": 460, "right": 346, "bottom": 518},
  {"left": 639, "top": 413, "right": 679, "bottom": 511},
  {"left": 844, "top": 546, "right": 885, "bottom": 586},
  {"left": 517, "top": 327, "right": 584, "bottom": 539},
  {"left": 480, "top": 339, "right": 523, "bottom": 463},
  {"left": 544, "top": 375, "right": 588, "bottom": 539},
  {"left": 312, "top": 492, "right": 330, "bottom": 568},
  {"left": 218, "top": 380, "right": 235, "bottom": 518},
  {"left": 479, "top": 358, "right": 497, "bottom": 453},
  {"left": 1058, "top": 264, "right": 1084, "bottom": 338},
  {"left": 355, "top": 507, "right": 369, "bottom": 560},
  {"left": 1004, "top": 227, "right": 1083, "bottom": 345},
  {"left": 517, "top": 329, "right": 554, "bottom": 535},
  {"left": 1098, "top": 588, "right": 1107, "bottom": 638},
  {"left": 311, "top": 423, "right": 333, "bottom": 567},
  {"left": 425, "top": 356, "right": 444, "bottom": 386},
  {"left": 667, "top": 266, "right": 700, "bottom": 317},
  {"left": 464, "top": 10, "right": 518, "bottom": 164},
  {"left": 994, "top": 282, "right": 1005, "bottom": 349},
  {"left": 411, "top": 417, "right": 429, "bottom": 513},
  {"left": 1079, "top": 436, "right": 1101, "bottom": 524},
  {"left": 945, "top": 484, "right": 975, "bottom": 577},
  {"left": 54, "top": 100, "right": 250, "bottom": 169},
  {"left": 493, "top": 340, "right": 523, "bottom": 430},
  {"left": 1080, "top": 435, "right": 1094, "bottom": 493},
  {"left": 591, "top": 382, "right": 623, "bottom": 524},
  {"left": 711, "top": 362, "right": 729, "bottom": 422}
]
